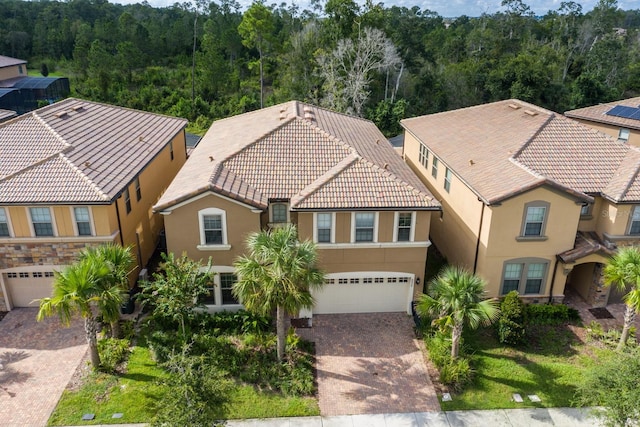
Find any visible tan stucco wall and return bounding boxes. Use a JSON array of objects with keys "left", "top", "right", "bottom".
[
  {"left": 571, "top": 118, "right": 640, "bottom": 147},
  {"left": 577, "top": 196, "right": 604, "bottom": 232},
  {"left": 0, "top": 64, "right": 25, "bottom": 81},
  {"left": 163, "top": 193, "right": 261, "bottom": 266}
]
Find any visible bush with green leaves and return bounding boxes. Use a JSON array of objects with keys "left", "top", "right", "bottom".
[
  {"left": 192, "top": 310, "right": 272, "bottom": 335},
  {"left": 98, "top": 338, "right": 130, "bottom": 373},
  {"left": 425, "top": 331, "right": 472, "bottom": 391},
  {"left": 497, "top": 291, "right": 526, "bottom": 345},
  {"left": 525, "top": 303, "right": 580, "bottom": 325}
]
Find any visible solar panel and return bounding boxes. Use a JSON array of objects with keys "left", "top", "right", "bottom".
[{"left": 606, "top": 105, "right": 640, "bottom": 120}]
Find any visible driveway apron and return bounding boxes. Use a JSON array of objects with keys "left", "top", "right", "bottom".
[
  {"left": 298, "top": 313, "right": 440, "bottom": 416},
  {"left": 0, "top": 308, "right": 87, "bottom": 427}
]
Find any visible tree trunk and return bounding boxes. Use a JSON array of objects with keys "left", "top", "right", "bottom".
[
  {"left": 451, "top": 323, "right": 463, "bottom": 359},
  {"left": 276, "top": 305, "right": 286, "bottom": 361},
  {"left": 617, "top": 305, "right": 636, "bottom": 351},
  {"left": 85, "top": 316, "right": 101, "bottom": 369},
  {"left": 110, "top": 319, "right": 121, "bottom": 339}
]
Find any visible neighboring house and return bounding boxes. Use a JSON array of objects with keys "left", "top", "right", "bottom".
[
  {"left": 0, "top": 98, "right": 187, "bottom": 310},
  {"left": 154, "top": 101, "right": 440, "bottom": 316},
  {"left": 565, "top": 97, "right": 640, "bottom": 146},
  {"left": 402, "top": 99, "right": 640, "bottom": 308},
  {"left": 0, "top": 55, "right": 70, "bottom": 114},
  {"left": 0, "top": 109, "right": 16, "bottom": 122}
]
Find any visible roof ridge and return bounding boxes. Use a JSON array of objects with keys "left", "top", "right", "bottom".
[
  {"left": 610, "top": 153, "right": 640, "bottom": 202},
  {"left": 58, "top": 153, "right": 110, "bottom": 201},
  {"left": 291, "top": 153, "right": 360, "bottom": 207},
  {"left": 360, "top": 157, "right": 434, "bottom": 201},
  {"left": 219, "top": 116, "right": 297, "bottom": 164},
  {"left": 302, "top": 118, "right": 358, "bottom": 156},
  {"left": 511, "top": 112, "right": 555, "bottom": 160},
  {"left": 32, "top": 110, "right": 70, "bottom": 148},
  {"left": 294, "top": 101, "right": 380, "bottom": 126}
]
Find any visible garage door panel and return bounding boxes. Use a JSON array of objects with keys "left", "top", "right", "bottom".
[{"left": 4, "top": 269, "right": 58, "bottom": 308}]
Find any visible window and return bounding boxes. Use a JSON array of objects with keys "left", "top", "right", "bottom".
[
  {"left": 19, "top": 272, "right": 29, "bottom": 278},
  {"left": 170, "top": 141, "right": 174, "bottom": 160},
  {"left": 395, "top": 212, "right": 414, "bottom": 242},
  {"left": 73, "top": 207, "right": 92, "bottom": 236},
  {"left": 432, "top": 157, "right": 439, "bottom": 178},
  {"left": 33, "top": 272, "right": 43, "bottom": 278},
  {"left": 18, "top": 65, "right": 23, "bottom": 74},
  {"left": 629, "top": 206, "right": 640, "bottom": 235},
  {"left": 419, "top": 143, "right": 429, "bottom": 169},
  {"left": 271, "top": 203, "right": 287, "bottom": 223},
  {"left": 444, "top": 168, "right": 452, "bottom": 192},
  {"left": 0, "top": 207, "right": 10, "bottom": 237},
  {"left": 7, "top": 272, "right": 17, "bottom": 278},
  {"left": 580, "top": 204, "right": 591, "bottom": 216},
  {"left": 354, "top": 212, "right": 375, "bottom": 242},
  {"left": 350, "top": 278, "right": 360, "bottom": 284},
  {"left": 520, "top": 201, "right": 549, "bottom": 238},
  {"left": 316, "top": 213, "right": 333, "bottom": 243},
  {"left": 45, "top": 272, "right": 54, "bottom": 277},
  {"left": 198, "top": 208, "right": 228, "bottom": 247},
  {"left": 619, "top": 128, "right": 630, "bottom": 142},
  {"left": 501, "top": 259, "right": 549, "bottom": 295},
  {"left": 199, "top": 277, "right": 216, "bottom": 305},
  {"left": 135, "top": 177, "right": 142, "bottom": 201},
  {"left": 220, "top": 273, "right": 238, "bottom": 304},
  {"left": 123, "top": 188, "right": 131, "bottom": 214},
  {"left": 30, "top": 207, "right": 54, "bottom": 236}
]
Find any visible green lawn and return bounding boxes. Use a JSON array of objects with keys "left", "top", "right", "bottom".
[
  {"left": 440, "top": 324, "right": 606, "bottom": 410},
  {"left": 49, "top": 344, "right": 319, "bottom": 425}
]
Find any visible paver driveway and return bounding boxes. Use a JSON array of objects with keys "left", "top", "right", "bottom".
[
  {"left": 0, "top": 308, "right": 87, "bottom": 427},
  {"left": 298, "top": 313, "right": 440, "bottom": 416}
]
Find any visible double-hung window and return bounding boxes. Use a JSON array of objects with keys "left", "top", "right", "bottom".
[
  {"left": 135, "top": 177, "right": 142, "bottom": 201},
  {"left": 629, "top": 206, "right": 640, "bottom": 235},
  {"left": 431, "top": 157, "right": 439, "bottom": 178},
  {"left": 203, "top": 215, "right": 223, "bottom": 244},
  {"left": 123, "top": 188, "right": 131, "bottom": 214},
  {"left": 354, "top": 213, "right": 375, "bottom": 242},
  {"left": 316, "top": 213, "right": 333, "bottom": 243},
  {"left": 220, "top": 273, "right": 239, "bottom": 305},
  {"left": 30, "top": 207, "right": 54, "bottom": 237},
  {"left": 395, "top": 212, "right": 413, "bottom": 242},
  {"left": 501, "top": 259, "right": 548, "bottom": 295},
  {"left": 524, "top": 263, "right": 546, "bottom": 294},
  {"left": 419, "top": 143, "right": 429, "bottom": 169},
  {"left": 198, "top": 208, "right": 228, "bottom": 248},
  {"left": 74, "top": 207, "right": 92, "bottom": 236},
  {"left": 444, "top": 168, "right": 452, "bottom": 192},
  {"left": 0, "top": 208, "right": 10, "bottom": 237},
  {"left": 502, "top": 263, "right": 522, "bottom": 294},
  {"left": 520, "top": 202, "right": 549, "bottom": 238}
]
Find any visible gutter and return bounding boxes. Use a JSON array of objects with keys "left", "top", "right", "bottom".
[
  {"left": 473, "top": 200, "right": 486, "bottom": 274},
  {"left": 548, "top": 257, "right": 559, "bottom": 303},
  {"left": 114, "top": 199, "right": 125, "bottom": 246}
]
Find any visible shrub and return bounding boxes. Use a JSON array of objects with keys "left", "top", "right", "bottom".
[
  {"left": 425, "top": 331, "right": 452, "bottom": 368},
  {"left": 497, "top": 291, "right": 526, "bottom": 345},
  {"left": 98, "top": 338, "right": 130, "bottom": 372},
  {"left": 439, "top": 357, "right": 473, "bottom": 392},
  {"left": 192, "top": 310, "right": 272, "bottom": 335},
  {"left": 525, "top": 303, "right": 580, "bottom": 325}
]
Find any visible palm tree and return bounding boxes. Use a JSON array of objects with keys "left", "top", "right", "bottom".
[
  {"left": 81, "top": 244, "right": 135, "bottom": 338},
  {"left": 233, "top": 224, "right": 325, "bottom": 361},
  {"left": 603, "top": 246, "right": 640, "bottom": 351},
  {"left": 417, "top": 266, "right": 500, "bottom": 359},
  {"left": 37, "top": 257, "right": 115, "bottom": 369}
]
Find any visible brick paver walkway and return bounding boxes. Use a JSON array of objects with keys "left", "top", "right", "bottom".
[
  {"left": 0, "top": 308, "right": 87, "bottom": 427},
  {"left": 297, "top": 313, "right": 440, "bottom": 416}
]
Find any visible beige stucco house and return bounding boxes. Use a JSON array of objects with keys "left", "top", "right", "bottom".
[
  {"left": 0, "top": 98, "right": 187, "bottom": 310},
  {"left": 565, "top": 97, "right": 640, "bottom": 146},
  {"left": 154, "top": 101, "right": 440, "bottom": 316},
  {"left": 402, "top": 99, "right": 640, "bottom": 307}
]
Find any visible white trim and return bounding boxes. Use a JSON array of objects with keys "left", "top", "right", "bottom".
[
  {"left": 158, "top": 191, "right": 262, "bottom": 213},
  {"left": 196, "top": 265, "right": 244, "bottom": 312},
  {"left": 0, "top": 207, "right": 14, "bottom": 238},
  {"left": 0, "top": 230, "right": 119, "bottom": 245},
  {"left": 198, "top": 207, "right": 228, "bottom": 246},
  {"left": 313, "top": 212, "right": 336, "bottom": 243},
  {"left": 27, "top": 206, "right": 58, "bottom": 237},
  {"left": 318, "top": 240, "right": 431, "bottom": 250},
  {"left": 197, "top": 244, "right": 232, "bottom": 251},
  {"left": 393, "top": 212, "right": 416, "bottom": 242},
  {"left": 70, "top": 206, "right": 95, "bottom": 237},
  {"left": 351, "top": 212, "right": 379, "bottom": 243}
]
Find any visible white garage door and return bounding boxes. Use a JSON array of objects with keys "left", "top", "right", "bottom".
[
  {"left": 312, "top": 272, "right": 414, "bottom": 314},
  {"left": 3, "top": 268, "right": 59, "bottom": 308}
]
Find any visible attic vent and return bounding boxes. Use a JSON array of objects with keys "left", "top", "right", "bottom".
[
  {"left": 71, "top": 105, "right": 84, "bottom": 112},
  {"left": 279, "top": 107, "right": 288, "bottom": 120},
  {"left": 508, "top": 103, "right": 521, "bottom": 110},
  {"left": 55, "top": 111, "right": 68, "bottom": 119},
  {"left": 524, "top": 109, "right": 538, "bottom": 116}
]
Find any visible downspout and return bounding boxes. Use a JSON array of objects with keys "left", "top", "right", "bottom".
[
  {"left": 115, "top": 199, "right": 125, "bottom": 246},
  {"left": 473, "top": 201, "right": 486, "bottom": 274},
  {"left": 548, "top": 257, "right": 559, "bottom": 303}
]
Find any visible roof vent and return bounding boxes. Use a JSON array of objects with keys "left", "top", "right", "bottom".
[
  {"left": 508, "top": 103, "right": 521, "bottom": 110},
  {"left": 383, "top": 163, "right": 389, "bottom": 170},
  {"left": 55, "top": 111, "right": 69, "bottom": 119},
  {"left": 71, "top": 105, "right": 84, "bottom": 112},
  {"left": 524, "top": 109, "right": 538, "bottom": 116},
  {"left": 469, "top": 159, "right": 475, "bottom": 166},
  {"left": 209, "top": 156, "right": 214, "bottom": 162},
  {"left": 138, "top": 135, "right": 145, "bottom": 142}
]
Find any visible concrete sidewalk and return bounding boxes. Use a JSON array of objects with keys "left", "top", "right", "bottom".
[{"left": 62, "top": 407, "right": 602, "bottom": 427}]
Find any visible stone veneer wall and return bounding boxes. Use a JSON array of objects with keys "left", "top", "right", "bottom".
[{"left": 587, "top": 263, "right": 609, "bottom": 308}]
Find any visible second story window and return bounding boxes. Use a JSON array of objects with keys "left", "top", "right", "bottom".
[
  {"left": 74, "top": 207, "right": 92, "bottom": 236},
  {"left": 203, "top": 214, "right": 223, "bottom": 244},
  {"left": 198, "top": 208, "right": 229, "bottom": 249},
  {"left": 271, "top": 203, "right": 288, "bottom": 223},
  {"left": 618, "top": 128, "right": 630, "bottom": 142},
  {"left": 124, "top": 188, "right": 131, "bottom": 214},
  {"left": 30, "top": 207, "right": 54, "bottom": 237},
  {"left": 432, "top": 157, "right": 439, "bottom": 179},
  {"left": 628, "top": 206, "right": 640, "bottom": 235},
  {"left": 354, "top": 212, "right": 375, "bottom": 242},
  {"left": 395, "top": 212, "right": 414, "bottom": 242},
  {"left": 135, "top": 177, "right": 142, "bottom": 201},
  {"left": 0, "top": 207, "right": 10, "bottom": 237},
  {"left": 419, "top": 143, "right": 429, "bottom": 169},
  {"left": 444, "top": 168, "right": 452, "bottom": 193},
  {"left": 521, "top": 202, "right": 549, "bottom": 238},
  {"left": 316, "top": 213, "right": 333, "bottom": 243}
]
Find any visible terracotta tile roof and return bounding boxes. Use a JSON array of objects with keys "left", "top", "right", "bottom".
[
  {"left": 557, "top": 231, "right": 614, "bottom": 263},
  {"left": 0, "top": 55, "right": 26, "bottom": 68},
  {"left": 0, "top": 109, "right": 16, "bottom": 122},
  {"left": 565, "top": 97, "right": 640, "bottom": 131},
  {"left": 155, "top": 101, "right": 438, "bottom": 212},
  {"left": 402, "top": 99, "right": 640, "bottom": 204},
  {"left": 0, "top": 98, "right": 186, "bottom": 204}
]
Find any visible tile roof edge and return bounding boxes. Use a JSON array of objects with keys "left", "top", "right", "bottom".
[
  {"left": 47, "top": 97, "right": 190, "bottom": 123},
  {"left": 59, "top": 153, "right": 110, "bottom": 201},
  {"left": 361, "top": 158, "right": 438, "bottom": 205}
]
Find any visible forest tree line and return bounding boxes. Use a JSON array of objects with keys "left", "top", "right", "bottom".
[{"left": 1, "top": 0, "right": 640, "bottom": 135}]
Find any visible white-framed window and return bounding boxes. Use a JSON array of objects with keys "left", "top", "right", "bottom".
[
  {"left": 198, "top": 267, "right": 241, "bottom": 308},
  {"left": 73, "top": 207, "right": 93, "bottom": 236},
  {"left": 29, "top": 207, "right": 55, "bottom": 237},
  {"left": 521, "top": 201, "right": 549, "bottom": 237},
  {"left": 419, "top": 143, "right": 429, "bottom": 169},
  {"left": 198, "top": 208, "right": 228, "bottom": 246},
  {"left": 501, "top": 259, "right": 549, "bottom": 295},
  {"left": 135, "top": 176, "right": 142, "bottom": 201},
  {"left": 432, "top": 157, "right": 439, "bottom": 178},
  {"left": 0, "top": 207, "right": 11, "bottom": 237},
  {"left": 220, "top": 272, "right": 239, "bottom": 305},
  {"left": 123, "top": 188, "right": 131, "bottom": 214},
  {"left": 270, "top": 203, "right": 288, "bottom": 223},
  {"left": 352, "top": 212, "right": 377, "bottom": 243},
  {"left": 619, "top": 128, "right": 630, "bottom": 142},
  {"left": 444, "top": 168, "right": 452, "bottom": 192},
  {"left": 628, "top": 206, "right": 640, "bottom": 235},
  {"left": 314, "top": 212, "right": 335, "bottom": 243},
  {"left": 394, "top": 212, "right": 415, "bottom": 242}
]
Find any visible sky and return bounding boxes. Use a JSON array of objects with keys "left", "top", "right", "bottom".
[{"left": 109, "top": 0, "right": 636, "bottom": 18}]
